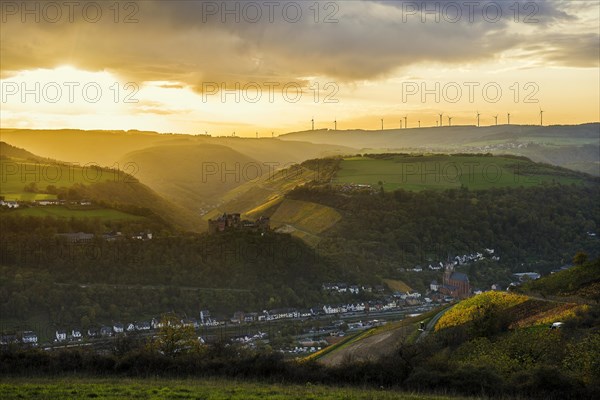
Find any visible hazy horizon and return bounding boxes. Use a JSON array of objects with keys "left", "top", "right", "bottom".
[{"left": 1, "top": 1, "right": 599, "bottom": 136}]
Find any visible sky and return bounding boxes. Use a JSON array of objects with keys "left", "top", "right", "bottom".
[{"left": 1, "top": 0, "right": 599, "bottom": 136}]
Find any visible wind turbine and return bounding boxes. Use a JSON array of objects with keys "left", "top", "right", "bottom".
[
  {"left": 418, "top": 120, "right": 421, "bottom": 128},
  {"left": 476, "top": 111, "right": 481, "bottom": 127},
  {"left": 507, "top": 112, "right": 511, "bottom": 125},
  {"left": 539, "top": 107, "right": 544, "bottom": 126},
  {"left": 494, "top": 115, "right": 498, "bottom": 126},
  {"left": 404, "top": 116, "right": 408, "bottom": 129},
  {"left": 334, "top": 118, "right": 337, "bottom": 131},
  {"left": 400, "top": 119, "right": 403, "bottom": 129},
  {"left": 448, "top": 116, "right": 452, "bottom": 127},
  {"left": 381, "top": 118, "right": 384, "bottom": 131},
  {"left": 439, "top": 113, "right": 443, "bottom": 127},
  {"left": 311, "top": 117, "right": 314, "bottom": 131}
]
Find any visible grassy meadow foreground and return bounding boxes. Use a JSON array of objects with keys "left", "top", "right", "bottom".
[{"left": 0, "top": 378, "right": 470, "bottom": 400}]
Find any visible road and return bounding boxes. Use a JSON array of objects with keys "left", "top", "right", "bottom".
[{"left": 416, "top": 304, "right": 455, "bottom": 343}]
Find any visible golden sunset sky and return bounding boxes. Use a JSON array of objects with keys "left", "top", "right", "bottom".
[{"left": 1, "top": 0, "right": 599, "bottom": 136}]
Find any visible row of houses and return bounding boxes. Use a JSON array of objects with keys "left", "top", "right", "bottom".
[
  {"left": 228, "top": 294, "right": 430, "bottom": 324},
  {"left": 0, "top": 199, "right": 20, "bottom": 208},
  {"left": 0, "top": 199, "right": 93, "bottom": 208},
  {"left": 408, "top": 249, "right": 499, "bottom": 273},
  {"left": 0, "top": 331, "right": 38, "bottom": 345},
  {"left": 35, "top": 199, "right": 92, "bottom": 206},
  {"left": 55, "top": 321, "right": 153, "bottom": 342},
  {"left": 321, "top": 283, "right": 385, "bottom": 294},
  {"left": 6, "top": 294, "right": 433, "bottom": 347}
]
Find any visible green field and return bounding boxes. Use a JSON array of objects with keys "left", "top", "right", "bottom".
[
  {"left": 0, "top": 159, "right": 120, "bottom": 201},
  {"left": 13, "top": 205, "right": 143, "bottom": 221},
  {"left": 334, "top": 155, "right": 588, "bottom": 191},
  {"left": 0, "top": 378, "right": 471, "bottom": 400}
]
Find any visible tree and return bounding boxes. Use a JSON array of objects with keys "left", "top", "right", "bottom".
[
  {"left": 148, "top": 315, "right": 202, "bottom": 357},
  {"left": 573, "top": 252, "right": 589, "bottom": 266},
  {"left": 80, "top": 316, "right": 91, "bottom": 331}
]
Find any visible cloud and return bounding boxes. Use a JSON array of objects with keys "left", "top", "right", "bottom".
[
  {"left": 525, "top": 32, "right": 600, "bottom": 68},
  {"left": 0, "top": 0, "right": 597, "bottom": 91}
]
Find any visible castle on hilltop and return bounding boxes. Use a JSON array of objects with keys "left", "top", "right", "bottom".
[
  {"left": 208, "top": 213, "right": 270, "bottom": 234},
  {"left": 439, "top": 263, "right": 471, "bottom": 298}
]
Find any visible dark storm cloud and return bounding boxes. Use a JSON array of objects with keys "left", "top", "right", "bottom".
[{"left": 0, "top": 0, "right": 597, "bottom": 88}]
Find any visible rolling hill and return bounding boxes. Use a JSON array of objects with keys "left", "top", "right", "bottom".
[
  {"left": 0, "top": 129, "right": 354, "bottom": 217},
  {"left": 334, "top": 154, "right": 591, "bottom": 192},
  {"left": 118, "top": 143, "right": 261, "bottom": 213},
  {"left": 202, "top": 159, "right": 341, "bottom": 242},
  {"left": 518, "top": 259, "right": 600, "bottom": 302},
  {"left": 0, "top": 142, "right": 201, "bottom": 231},
  {"left": 280, "top": 123, "right": 600, "bottom": 176},
  {"left": 317, "top": 265, "right": 598, "bottom": 368},
  {"left": 0, "top": 142, "right": 42, "bottom": 161}
]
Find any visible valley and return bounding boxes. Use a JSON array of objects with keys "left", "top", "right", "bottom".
[{"left": 1, "top": 126, "right": 599, "bottom": 399}]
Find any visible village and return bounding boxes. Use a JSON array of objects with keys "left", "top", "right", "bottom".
[
  {"left": 0, "top": 197, "right": 93, "bottom": 209},
  {"left": 1, "top": 253, "right": 543, "bottom": 355},
  {"left": 0, "top": 202, "right": 546, "bottom": 355}
]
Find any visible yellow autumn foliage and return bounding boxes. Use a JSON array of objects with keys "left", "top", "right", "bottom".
[{"left": 435, "top": 292, "right": 528, "bottom": 331}]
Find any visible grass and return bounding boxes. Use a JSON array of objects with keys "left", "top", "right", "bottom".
[
  {"left": 270, "top": 199, "right": 342, "bottom": 244},
  {"left": 383, "top": 279, "right": 413, "bottom": 293},
  {"left": 304, "top": 330, "right": 372, "bottom": 362},
  {"left": 207, "top": 164, "right": 319, "bottom": 223},
  {"left": 12, "top": 206, "right": 143, "bottom": 221},
  {"left": 519, "top": 262, "right": 600, "bottom": 301},
  {"left": 334, "top": 155, "right": 588, "bottom": 192},
  {"left": 310, "top": 305, "right": 453, "bottom": 364},
  {"left": 0, "top": 159, "right": 119, "bottom": 201},
  {"left": 0, "top": 378, "right": 474, "bottom": 399}
]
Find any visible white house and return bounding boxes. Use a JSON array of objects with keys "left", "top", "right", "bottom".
[
  {"left": 113, "top": 323, "right": 124, "bottom": 334},
  {"left": 199, "top": 310, "right": 212, "bottom": 325},
  {"left": 135, "top": 321, "right": 151, "bottom": 331},
  {"left": 323, "top": 305, "right": 342, "bottom": 315},
  {"left": 0, "top": 200, "right": 20, "bottom": 208},
  {"left": 100, "top": 326, "right": 113, "bottom": 337},
  {"left": 55, "top": 330, "right": 67, "bottom": 342},
  {"left": 21, "top": 331, "right": 38, "bottom": 344}
]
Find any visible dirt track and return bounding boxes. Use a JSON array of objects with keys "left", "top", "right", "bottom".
[{"left": 318, "top": 325, "right": 412, "bottom": 366}]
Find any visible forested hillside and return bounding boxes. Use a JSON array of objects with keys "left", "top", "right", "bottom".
[
  {"left": 0, "top": 228, "right": 351, "bottom": 326},
  {"left": 290, "top": 182, "right": 599, "bottom": 290}
]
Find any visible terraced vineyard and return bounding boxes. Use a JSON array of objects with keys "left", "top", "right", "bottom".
[{"left": 435, "top": 292, "right": 528, "bottom": 331}]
